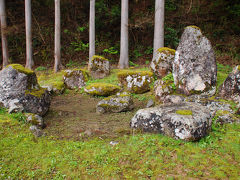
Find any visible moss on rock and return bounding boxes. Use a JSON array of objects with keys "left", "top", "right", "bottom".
[
  {"left": 117, "top": 70, "right": 153, "bottom": 78},
  {"left": 186, "top": 25, "right": 201, "bottom": 31},
  {"left": 157, "top": 47, "right": 176, "bottom": 56},
  {"left": 6, "top": 64, "right": 34, "bottom": 75},
  {"left": 25, "top": 87, "right": 46, "bottom": 98},
  {"left": 176, "top": 109, "right": 193, "bottom": 115},
  {"left": 85, "top": 83, "right": 120, "bottom": 96}
]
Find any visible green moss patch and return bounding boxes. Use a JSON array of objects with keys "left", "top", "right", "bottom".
[
  {"left": 85, "top": 83, "right": 120, "bottom": 96},
  {"left": 186, "top": 25, "right": 201, "bottom": 31},
  {"left": 157, "top": 47, "right": 176, "bottom": 55},
  {"left": 25, "top": 87, "right": 46, "bottom": 98},
  {"left": 91, "top": 55, "right": 108, "bottom": 61},
  {"left": 117, "top": 70, "right": 153, "bottom": 78},
  {"left": 176, "top": 109, "right": 193, "bottom": 115},
  {"left": 6, "top": 64, "right": 34, "bottom": 75}
]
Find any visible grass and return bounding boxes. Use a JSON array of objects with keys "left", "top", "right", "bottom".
[
  {"left": 0, "top": 109, "right": 239, "bottom": 179},
  {"left": 0, "top": 63, "right": 239, "bottom": 179}
]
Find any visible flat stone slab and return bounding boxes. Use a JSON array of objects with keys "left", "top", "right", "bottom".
[{"left": 131, "top": 102, "right": 212, "bottom": 141}]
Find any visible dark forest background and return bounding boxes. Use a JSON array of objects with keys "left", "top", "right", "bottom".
[{"left": 1, "top": 0, "right": 240, "bottom": 68}]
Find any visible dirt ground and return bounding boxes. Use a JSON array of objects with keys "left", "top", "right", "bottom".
[{"left": 43, "top": 92, "right": 146, "bottom": 140}]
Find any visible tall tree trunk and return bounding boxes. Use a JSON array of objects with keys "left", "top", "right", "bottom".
[
  {"left": 118, "top": 0, "right": 129, "bottom": 69},
  {"left": 54, "top": 0, "right": 61, "bottom": 73},
  {"left": 153, "top": 0, "right": 165, "bottom": 60},
  {"left": 25, "top": 0, "right": 33, "bottom": 69},
  {"left": 88, "top": 0, "right": 95, "bottom": 70},
  {"left": 0, "top": 0, "right": 9, "bottom": 68}
]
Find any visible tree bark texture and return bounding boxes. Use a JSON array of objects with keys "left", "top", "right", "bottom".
[
  {"left": 54, "top": 0, "right": 61, "bottom": 73},
  {"left": 118, "top": 0, "right": 129, "bottom": 69},
  {"left": 25, "top": 0, "right": 34, "bottom": 69},
  {"left": 153, "top": 0, "right": 165, "bottom": 60},
  {"left": 0, "top": 0, "right": 9, "bottom": 68},
  {"left": 88, "top": 0, "right": 95, "bottom": 70}
]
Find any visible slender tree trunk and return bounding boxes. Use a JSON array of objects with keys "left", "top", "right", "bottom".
[
  {"left": 25, "top": 0, "right": 33, "bottom": 69},
  {"left": 88, "top": 0, "right": 95, "bottom": 70},
  {"left": 0, "top": 0, "right": 9, "bottom": 68},
  {"left": 54, "top": 0, "right": 61, "bottom": 73},
  {"left": 153, "top": 0, "right": 165, "bottom": 60},
  {"left": 118, "top": 0, "right": 129, "bottom": 69}
]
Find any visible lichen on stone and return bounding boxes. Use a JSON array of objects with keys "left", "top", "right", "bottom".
[
  {"left": 176, "top": 109, "right": 193, "bottom": 115},
  {"left": 25, "top": 87, "right": 46, "bottom": 98},
  {"left": 85, "top": 83, "right": 120, "bottom": 96},
  {"left": 6, "top": 64, "right": 34, "bottom": 75}
]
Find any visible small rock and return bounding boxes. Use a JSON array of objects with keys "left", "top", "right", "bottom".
[
  {"left": 96, "top": 92, "right": 134, "bottom": 113},
  {"left": 146, "top": 99, "right": 155, "bottom": 108},
  {"left": 109, "top": 141, "right": 119, "bottom": 146},
  {"left": 8, "top": 99, "right": 24, "bottom": 114},
  {"left": 89, "top": 55, "right": 110, "bottom": 79},
  {"left": 29, "top": 125, "right": 43, "bottom": 137},
  {"left": 163, "top": 95, "right": 184, "bottom": 104},
  {"left": 63, "top": 69, "right": 89, "bottom": 89},
  {"left": 150, "top": 47, "right": 175, "bottom": 78},
  {"left": 154, "top": 79, "right": 174, "bottom": 102},
  {"left": 85, "top": 83, "right": 120, "bottom": 96},
  {"left": 25, "top": 113, "right": 45, "bottom": 128}
]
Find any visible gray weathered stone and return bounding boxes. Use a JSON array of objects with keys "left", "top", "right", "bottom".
[
  {"left": 173, "top": 26, "right": 217, "bottom": 95},
  {"left": 131, "top": 102, "right": 212, "bottom": 141},
  {"left": 89, "top": 55, "right": 110, "bottom": 79},
  {"left": 0, "top": 64, "right": 51, "bottom": 116},
  {"left": 146, "top": 99, "right": 155, "bottom": 108},
  {"left": 150, "top": 47, "right": 175, "bottom": 78},
  {"left": 154, "top": 79, "right": 174, "bottom": 102},
  {"left": 118, "top": 70, "right": 154, "bottom": 94},
  {"left": 29, "top": 125, "right": 44, "bottom": 137},
  {"left": 63, "top": 69, "right": 89, "bottom": 89},
  {"left": 25, "top": 113, "right": 44, "bottom": 128},
  {"left": 96, "top": 92, "right": 134, "bottom": 113},
  {"left": 218, "top": 66, "right": 240, "bottom": 103}
]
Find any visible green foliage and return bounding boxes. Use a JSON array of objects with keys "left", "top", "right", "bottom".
[
  {"left": 133, "top": 49, "right": 143, "bottom": 58},
  {"left": 35, "top": 66, "right": 47, "bottom": 71},
  {"left": 162, "top": 73, "right": 176, "bottom": 90},
  {"left": 70, "top": 41, "right": 89, "bottom": 52},
  {"left": 144, "top": 46, "right": 153, "bottom": 55},
  {"left": 165, "top": 26, "right": 179, "bottom": 49},
  {"left": 66, "top": 60, "right": 80, "bottom": 68},
  {"left": 165, "top": 0, "right": 177, "bottom": 11},
  {"left": 103, "top": 47, "right": 118, "bottom": 55},
  {"left": 129, "top": 61, "right": 139, "bottom": 67}
]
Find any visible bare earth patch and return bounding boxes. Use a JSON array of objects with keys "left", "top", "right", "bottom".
[{"left": 43, "top": 92, "right": 146, "bottom": 140}]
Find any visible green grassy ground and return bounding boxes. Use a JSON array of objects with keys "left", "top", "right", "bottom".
[{"left": 0, "top": 64, "right": 240, "bottom": 179}]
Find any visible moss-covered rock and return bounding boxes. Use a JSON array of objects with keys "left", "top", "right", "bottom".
[
  {"left": 96, "top": 92, "right": 134, "bottom": 114},
  {"left": 150, "top": 47, "right": 175, "bottom": 78},
  {"left": 38, "top": 71, "right": 65, "bottom": 95},
  {"left": 0, "top": 64, "right": 51, "bottom": 116},
  {"left": 117, "top": 70, "right": 153, "bottom": 94},
  {"left": 176, "top": 109, "right": 193, "bottom": 115},
  {"left": 84, "top": 83, "right": 120, "bottom": 96},
  {"left": 63, "top": 69, "right": 89, "bottom": 90},
  {"left": 89, "top": 55, "right": 110, "bottom": 79},
  {"left": 24, "top": 113, "right": 44, "bottom": 128}
]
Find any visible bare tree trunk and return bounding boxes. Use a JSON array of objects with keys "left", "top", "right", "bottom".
[
  {"left": 0, "top": 0, "right": 9, "bottom": 68},
  {"left": 25, "top": 0, "right": 33, "bottom": 69},
  {"left": 54, "top": 0, "right": 61, "bottom": 73},
  {"left": 153, "top": 0, "right": 165, "bottom": 60},
  {"left": 88, "top": 0, "right": 95, "bottom": 70},
  {"left": 118, "top": 0, "right": 129, "bottom": 69}
]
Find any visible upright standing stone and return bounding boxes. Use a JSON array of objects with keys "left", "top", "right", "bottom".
[
  {"left": 219, "top": 66, "right": 240, "bottom": 103},
  {"left": 173, "top": 26, "right": 217, "bottom": 95}
]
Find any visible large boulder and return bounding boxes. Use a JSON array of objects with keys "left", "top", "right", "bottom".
[
  {"left": 84, "top": 83, "right": 120, "bottom": 96},
  {"left": 89, "top": 55, "right": 110, "bottom": 79},
  {"left": 118, "top": 70, "right": 153, "bottom": 94},
  {"left": 96, "top": 92, "right": 134, "bottom": 114},
  {"left": 131, "top": 102, "right": 212, "bottom": 141},
  {"left": 173, "top": 26, "right": 217, "bottom": 95},
  {"left": 63, "top": 69, "right": 89, "bottom": 89},
  {"left": 218, "top": 66, "right": 240, "bottom": 103},
  {"left": 150, "top": 47, "right": 175, "bottom": 78},
  {"left": 0, "top": 64, "right": 51, "bottom": 116}
]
